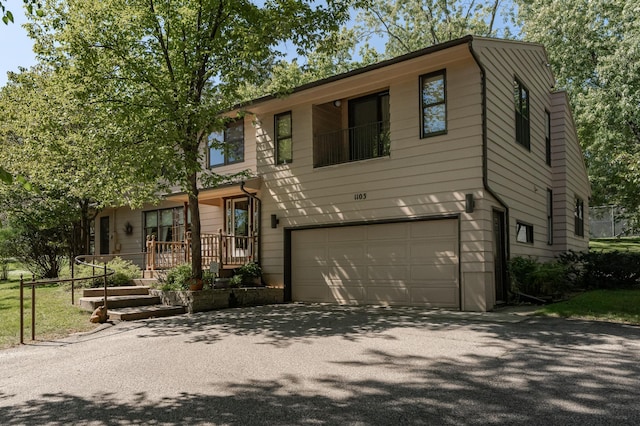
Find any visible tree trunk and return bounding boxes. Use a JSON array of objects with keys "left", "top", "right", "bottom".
[{"left": 188, "top": 171, "right": 202, "bottom": 279}]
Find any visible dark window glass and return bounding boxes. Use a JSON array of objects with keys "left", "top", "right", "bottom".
[
  {"left": 545, "top": 110, "right": 551, "bottom": 165},
  {"left": 275, "top": 111, "right": 292, "bottom": 164},
  {"left": 514, "top": 79, "right": 530, "bottom": 150},
  {"left": 209, "top": 119, "right": 244, "bottom": 167},
  {"left": 547, "top": 189, "right": 553, "bottom": 245},
  {"left": 575, "top": 197, "right": 584, "bottom": 237},
  {"left": 421, "top": 70, "right": 446, "bottom": 137}
]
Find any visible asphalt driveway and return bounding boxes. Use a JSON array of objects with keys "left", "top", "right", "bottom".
[{"left": 1, "top": 304, "right": 639, "bottom": 425}]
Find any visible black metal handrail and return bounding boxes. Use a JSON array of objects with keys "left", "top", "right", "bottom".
[
  {"left": 18, "top": 256, "right": 115, "bottom": 344},
  {"left": 314, "top": 120, "right": 390, "bottom": 167}
]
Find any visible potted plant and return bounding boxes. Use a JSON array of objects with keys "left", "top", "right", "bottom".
[{"left": 235, "top": 262, "right": 262, "bottom": 287}]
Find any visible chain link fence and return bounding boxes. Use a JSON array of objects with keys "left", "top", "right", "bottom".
[{"left": 589, "top": 206, "right": 640, "bottom": 238}]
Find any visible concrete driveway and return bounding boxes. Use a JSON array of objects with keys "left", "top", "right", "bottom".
[{"left": 1, "top": 304, "right": 639, "bottom": 425}]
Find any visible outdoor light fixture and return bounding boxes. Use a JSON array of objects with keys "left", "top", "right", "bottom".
[
  {"left": 333, "top": 100, "right": 342, "bottom": 107},
  {"left": 465, "top": 193, "right": 475, "bottom": 213},
  {"left": 270, "top": 214, "right": 279, "bottom": 229}
]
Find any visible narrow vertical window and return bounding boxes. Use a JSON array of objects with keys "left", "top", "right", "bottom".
[
  {"left": 575, "top": 197, "right": 584, "bottom": 237},
  {"left": 514, "top": 78, "right": 530, "bottom": 149},
  {"left": 547, "top": 189, "right": 553, "bottom": 245},
  {"left": 275, "top": 111, "right": 292, "bottom": 164},
  {"left": 420, "top": 70, "right": 446, "bottom": 137},
  {"left": 545, "top": 110, "right": 551, "bottom": 165}
]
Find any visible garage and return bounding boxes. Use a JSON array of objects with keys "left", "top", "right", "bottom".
[{"left": 289, "top": 218, "right": 459, "bottom": 308}]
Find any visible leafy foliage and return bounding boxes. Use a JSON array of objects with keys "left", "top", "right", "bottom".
[
  {"left": 162, "top": 264, "right": 192, "bottom": 291},
  {"left": 516, "top": 0, "right": 640, "bottom": 212},
  {"left": 508, "top": 256, "right": 573, "bottom": 298},
  {"left": 26, "top": 0, "right": 352, "bottom": 280}
]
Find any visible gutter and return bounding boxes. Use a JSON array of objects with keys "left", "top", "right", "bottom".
[
  {"left": 240, "top": 181, "right": 262, "bottom": 266},
  {"left": 467, "top": 40, "right": 511, "bottom": 261}
]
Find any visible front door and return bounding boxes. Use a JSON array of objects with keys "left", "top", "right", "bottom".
[
  {"left": 225, "top": 197, "right": 259, "bottom": 262},
  {"left": 493, "top": 210, "right": 508, "bottom": 304},
  {"left": 99, "top": 216, "right": 110, "bottom": 255}
]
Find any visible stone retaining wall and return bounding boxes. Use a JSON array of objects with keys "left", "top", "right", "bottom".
[{"left": 149, "top": 287, "right": 284, "bottom": 314}]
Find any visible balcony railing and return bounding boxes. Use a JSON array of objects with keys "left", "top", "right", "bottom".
[
  {"left": 145, "top": 232, "right": 257, "bottom": 271},
  {"left": 314, "top": 120, "right": 390, "bottom": 167}
]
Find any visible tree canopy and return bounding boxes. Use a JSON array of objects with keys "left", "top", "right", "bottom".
[
  {"left": 23, "top": 0, "right": 353, "bottom": 278},
  {"left": 516, "top": 0, "right": 640, "bottom": 211}
]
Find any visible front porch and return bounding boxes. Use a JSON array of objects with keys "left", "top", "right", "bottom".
[{"left": 145, "top": 231, "right": 258, "bottom": 271}]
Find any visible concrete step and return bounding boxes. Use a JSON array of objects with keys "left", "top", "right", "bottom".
[
  {"left": 83, "top": 286, "right": 150, "bottom": 298},
  {"left": 131, "top": 278, "right": 158, "bottom": 287},
  {"left": 107, "top": 305, "right": 186, "bottom": 321},
  {"left": 79, "top": 294, "right": 161, "bottom": 311}
]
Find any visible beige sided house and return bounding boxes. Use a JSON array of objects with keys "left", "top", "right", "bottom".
[{"left": 94, "top": 36, "right": 590, "bottom": 312}]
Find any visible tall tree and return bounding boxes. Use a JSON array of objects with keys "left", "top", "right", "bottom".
[
  {"left": 358, "top": 0, "right": 509, "bottom": 57},
  {"left": 29, "top": 0, "right": 351, "bottom": 279},
  {"left": 516, "top": 0, "right": 640, "bottom": 211},
  {"left": 0, "top": 66, "right": 165, "bottom": 257}
]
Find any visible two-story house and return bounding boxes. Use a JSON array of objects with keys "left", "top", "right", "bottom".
[{"left": 94, "top": 36, "right": 590, "bottom": 312}]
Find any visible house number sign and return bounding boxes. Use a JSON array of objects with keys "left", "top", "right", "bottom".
[{"left": 354, "top": 193, "right": 367, "bottom": 201}]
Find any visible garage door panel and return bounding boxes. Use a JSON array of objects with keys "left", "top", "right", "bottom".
[
  {"left": 329, "top": 265, "right": 366, "bottom": 280},
  {"left": 410, "top": 220, "right": 457, "bottom": 238},
  {"left": 328, "top": 226, "right": 366, "bottom": 242},
  {"left": 410, "top": 241, "right": 458, "bottom": 259},
  {"left": 328, "top": 244, "right": 365, "bottom": 262},
  {"left": 328, "top": 285, "right": 366, "bottom": 303},
  {"left": 367, "top": 222, "right": 409, "bottom": 240},
  {"left": 368, "top": 265, "right": 411, "bottom": 280},
  {"left": 367, "top": 243, "right": 408, "bottom": 262},
  {"left": 292, "top": 219, "right": 459, "bottom": 308},
  {"left": 366, "top": 286, "right": 410, "bottom": 305}
]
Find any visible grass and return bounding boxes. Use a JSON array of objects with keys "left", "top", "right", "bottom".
[
  {"left": 536, "top": 289, "right": 640, "bottom": 324},
  {"left": 0, "top": 264, "right": 98, "bottom": 349},
  {"left": 589, "top": 237, "right": 640, "bottom": 253}
]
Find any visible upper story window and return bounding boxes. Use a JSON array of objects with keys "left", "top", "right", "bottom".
[
  {"left": 275, "top": 111, "right": 292, "bottom": 164},
  {"left": 420, "top": 70, "right": 446, "bottom": 137},
  {"left": 575, "top": 197, "right": 584, "bottom": 237},
  {"left": 209, "top": 119, "right": 244, "bottom": 168},
  {"left": 545, "top": 110, "right": 551, "bottom": 165},
  {"left": 514, "top": 78, "right": 530, "bottom": 150},
  {"left": 313, "top": 90, "right": 390, "bottom": 168}
]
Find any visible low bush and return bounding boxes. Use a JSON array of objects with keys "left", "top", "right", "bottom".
[
  {"left": 578, "top": 251, "right": 640, "bottom": 289},
  {"left": 62, "top": 257, "right": 142, "bottom": 288},
  {"left": 509, "top": 256, "right": 572, "bottom": 298},
  {"left": 161, "top": 264, "right": 192, "bottom": 291}
]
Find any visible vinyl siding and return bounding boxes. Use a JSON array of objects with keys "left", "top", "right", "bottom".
[
  {"left": 551, "top": 91, "right": 590, "bottom": 253},
  {"left": 252, "top": 52, "right": 486, "bottom": 301},
  {"left": 474, "top": 39, "right": 563, "bottom": 261}
]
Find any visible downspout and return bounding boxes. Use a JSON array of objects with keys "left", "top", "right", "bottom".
[
  {"left": 467, "top": 40, "right": 510, "bottom": 262},
  {"left": 240, "top": 181, "right": 262, "bottom": 266}
]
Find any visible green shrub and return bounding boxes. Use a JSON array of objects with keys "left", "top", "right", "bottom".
[
  {"left": 509, "top": 256, "right": 572, "bottom": 298},
  {"left": 579, "top": 251, "right": 640, "bottom": 289},
  {"left": 237, "top": 262, "right": 262, "bottom": 278},
  {"left": 106, "top": 257, "right": 142, "bottom": 286},
  {"left": 161, "top": 264, "right": 192, "bottom": 291}
]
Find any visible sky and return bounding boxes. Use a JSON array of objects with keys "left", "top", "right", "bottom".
[{"left": 0, "top": 1, "right": 37, "bottom": 87}]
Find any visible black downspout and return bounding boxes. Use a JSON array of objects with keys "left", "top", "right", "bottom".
[
  {"left": 240, "top": 181, "right": 262, "bottom": 267},
  {"left": 467, "top": 41, "right": 511, "bottom": 263}
]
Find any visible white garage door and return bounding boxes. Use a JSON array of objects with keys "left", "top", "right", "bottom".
[{"left": 291, "top": 219, "right": 459, "bottom": 308}]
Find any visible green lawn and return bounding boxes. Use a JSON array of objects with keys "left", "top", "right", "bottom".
[
  {"left": 589, "top": 237, "right": 640, "bottom": 253},
  {"left": 536, "top": 289, "right": 640, "bottom": 324},
  {"left": 0, "top": 268, "right": 97, "bottom": 349}
]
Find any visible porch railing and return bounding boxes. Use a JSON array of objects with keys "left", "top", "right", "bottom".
[
  {"left": 146, "top": 232, "right": 257, "bottom": 271},
  {"left": 314, "top": 120, "right": 390, "bottom": 167}
]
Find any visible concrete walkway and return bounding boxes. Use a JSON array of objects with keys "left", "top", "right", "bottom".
[{"left": 1, "top": 304, "right": 639, "bottom": 425}]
